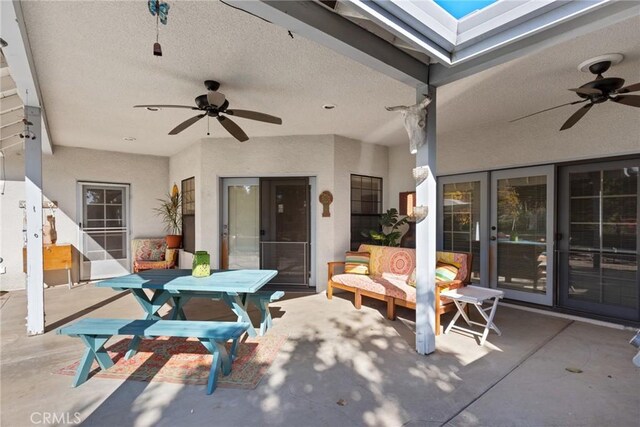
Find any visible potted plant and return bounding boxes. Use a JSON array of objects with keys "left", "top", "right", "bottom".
[
  {"left": 154, "top": 183, "right": 182, "bottom": 249},
  {"left": 362, "top": 208, "right": 408, "bottom": 247}
]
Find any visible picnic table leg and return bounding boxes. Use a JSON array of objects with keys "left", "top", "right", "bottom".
[
  {"left": 222, "top": 294, "right": 256, "bottom": 337},
  {"left": 126, "top": 290, "right": 173, "bottom": 359},
  {"left": 198, "top": 339, "right": 232, "bottom": 394},
  {"left": 170, "top": 296, "right": 191, "bottom": 320},
  {"left": 73, "top": 335, "right": 113, "bottom": 387}
]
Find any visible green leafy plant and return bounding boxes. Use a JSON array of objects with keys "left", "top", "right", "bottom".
[
  {"left": 361, "top": 208, "right": 408, "bottom": 247},
  {"left": 154, "top": 187, "right": 182, "bottom": 235}
]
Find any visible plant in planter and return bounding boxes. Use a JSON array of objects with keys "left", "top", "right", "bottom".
[
  {"left": 361, "top": 208, "right": 408, "bottom": 247},
  {"left": 154, "top": 183, "right": 182, "bottom": 249}
]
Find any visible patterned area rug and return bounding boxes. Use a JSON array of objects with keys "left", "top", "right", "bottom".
[{"left": 56, "top": 334, "right": 287, "bottom": 389}]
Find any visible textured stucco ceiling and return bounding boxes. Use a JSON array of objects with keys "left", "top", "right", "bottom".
[
  {"left": 438, "top": 15, "right": 640, "bottom": 136},
  {"left": 21, "top": 1, "right": 416, "bottom": 156}
]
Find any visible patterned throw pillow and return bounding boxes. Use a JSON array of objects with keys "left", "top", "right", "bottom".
[
  {"left": 345, "top": 251, "right": 370, "bottom": 275},
  {"left": 435, "top": 262, "right": 458, "bottom": 282},
  {"left": 406, "top": 268, "right": 416, "bottom": 287}
]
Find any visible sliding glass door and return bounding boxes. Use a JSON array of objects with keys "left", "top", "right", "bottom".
[
  {"left": 490, "top": 166, "right": 554, "bottom": 305},
  {"left": 558, "top": 161, "right": 639, "bottom": 320}
]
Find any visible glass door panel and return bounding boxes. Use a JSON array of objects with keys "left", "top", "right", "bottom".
[
  {"left": 559, "top": 161, "right": 639, "bottom": 320},
  {"left": 490, "top": 166, "right": 554, "bottom": 305},
  {"left": 260, "top": 177, "right": 310, "bottom": 286},
  {"left": 78, "top": 183, "right": 130, "bottom": 280},
  {"left": 438, "top": 173, "right": 488, "bottom": 284},
  {"left": 222, "top": 178, "right": 260, "bottom": 270}
]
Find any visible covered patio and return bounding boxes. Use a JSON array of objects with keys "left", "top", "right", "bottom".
[
  {"left": 1, "top": 285, "right": 637, "bottom": 426},
  {"left": 1, "top": 0, "right": 639, "bottom": 425}
]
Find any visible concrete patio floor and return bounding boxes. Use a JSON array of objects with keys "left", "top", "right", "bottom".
[{"left": 1, "top": 284, "right": 638, "bottom": 427}]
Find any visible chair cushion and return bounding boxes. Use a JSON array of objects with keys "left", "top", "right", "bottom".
[
  {"left": 435, "top": 262, "right": 458, "bottom": 282},
  {"left": 134, "top": 260, "right": 171, "bottom": 272},
  {"left": 344, "top": 251, "right": 370, "bottom": 275},
  {"left": 133, "top": 239, "right": 166, "bottom": 261},
  {"left": 331, "top": 273, "right": 417, "bottom": 303}
]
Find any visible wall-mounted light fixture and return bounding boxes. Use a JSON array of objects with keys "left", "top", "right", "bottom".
[
  {"left": 413, "top": 205, "right": 428, "bottom": 223},
  {"left": 412, "top": 166, "right": 429, "bottom": 185}
]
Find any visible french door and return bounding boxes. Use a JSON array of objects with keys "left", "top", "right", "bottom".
[
  {"left": 558, "top": 160, "right": 639, "bottom": 320},
  {"left": 490, "top": 166, "right": 555, "bottom": 305},
  {"left": 221, "top": 177, "right": 311, "bottom": 287},
  {"left": 78, "top": 182, "right": 130, "bottom": 280}
]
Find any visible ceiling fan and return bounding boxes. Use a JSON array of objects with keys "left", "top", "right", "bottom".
[
  {"left": 134, "top": 80, "right": 282, "bottom": 141},
  {"left": 510, "top": 56, "right": 640, "bottom": 130}
]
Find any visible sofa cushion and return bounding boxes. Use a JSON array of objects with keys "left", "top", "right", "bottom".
[
  {"left": 358, "top": 244, "right": 415, "bottom": 279},
  {"left": 331, "top": 273, "right": 417, "bottom": 303},
  {"left": 134, "top": 260, "right": 171, "bottom": 272},
  {"left": 437, "top": 251, "right": 471, "bottom": 282},
  {"left": 406, "top": 268, "right": 416, "bottom": 287},
  {"left": 344, "top": 251, "right": 370, "bottom": 275},
  {"left": 435, "top": 262, "right": 458, "bottom": 282}
]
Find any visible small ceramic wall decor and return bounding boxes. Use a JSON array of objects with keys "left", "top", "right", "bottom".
[{"left": 319, "top": 191, "right": 333, "bottom": 217}]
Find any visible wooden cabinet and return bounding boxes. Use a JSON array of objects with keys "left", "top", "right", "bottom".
[{"left": 23, "top": 244, "right": 73, "bottom": 288}]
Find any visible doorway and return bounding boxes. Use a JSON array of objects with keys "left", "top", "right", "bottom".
[
  {"left": 77, "top": 182, "right": 130, "bottom": 280},
  {"left": 221, "top": 177, "right": 311, "bottom": 287},
  {"left": 558, "top": 160, "right": 639, "bottom": 321}
]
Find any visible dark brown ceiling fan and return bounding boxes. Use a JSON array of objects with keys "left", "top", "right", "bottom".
[
  {"left": 510, "top": 60, "right": 640, "bottom": 130},
  {"left": 134, "top": 80, "right": 282, "bottom": 141}
]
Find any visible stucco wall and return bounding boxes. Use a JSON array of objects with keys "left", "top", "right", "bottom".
[
  {"left": 0, "top": 181, "right": 26, "bottom": 290},
  {"left": 0, "top": 147, "right": 169, "bottom": 290},
  {"left": 388, "top": 144, "right": 416, "bottom": 210},
  {"left": 436, "top": 106, "right": 640, "bottom": 176},
  {"left": 169, "top": 134, "right": 389, "bottom": 290}
]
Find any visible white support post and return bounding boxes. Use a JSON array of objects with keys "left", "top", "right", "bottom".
[
  {"left": 25, "top": 106, "right": 44, "bottom": 336},
  {"left": 415, "top": 85, "right": 437, "bottom": 355}
]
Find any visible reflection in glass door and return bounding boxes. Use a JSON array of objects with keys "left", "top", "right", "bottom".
[
  {"left": 490, "top": 167, "right": 554, "bottom": 305},
  {"left": 558, "top": 161, "right": 639, "bottom": 321},
  {"left": 222, "top": 178, "right": 260, "bottom": 270},
  {"left": 438, "top": 173, "right": 488, "bottom": 284},
  {"left": 78, "top": 183, "right": 130, "bottom": 280}
]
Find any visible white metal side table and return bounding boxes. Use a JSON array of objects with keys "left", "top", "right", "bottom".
[{"left": 441, "top": 285, "right": 504, "bottom": 346}]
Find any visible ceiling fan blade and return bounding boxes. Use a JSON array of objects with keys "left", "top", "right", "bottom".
[
  {"left": 560, "top": 103, "right": 593, "bottom": 131},
  {"left": 509, "top": 99, "right": 587, "bottom": 123},
  {"left": 617, "top": 82, "right": 640, "bottom": 94},
  {"left": 569, "top": 87, "right": 602, "bottom": 96},
  {"left": 225, "top": 109, "right": 282, "bottom": 125},
  {"left": 612, "top": 95, "right": 640, "bottom": 107},
  {"left": 217, "top": 116, "right": 249, "bottom": 142},
  {"left": 134, "top": 104, "right": 198, "bottom": 110},
  {"left": 168, "top": 114, "right": 206, "bottom": 135},
  {"left": 206, "top": 91, "right": 226, "bottom": 107}
]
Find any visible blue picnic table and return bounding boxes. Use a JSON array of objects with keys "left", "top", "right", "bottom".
[{"left": 95, "top": 269, "right": 278, "bottom": 357}]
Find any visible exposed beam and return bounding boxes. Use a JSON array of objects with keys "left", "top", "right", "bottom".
[
  {"left": 1, "top": 108, "right": 23, "bottom": 127},
  {"left": 1, "top": 94, "right": 22, "bottom": 113},
  {"left": 0, "top": 121, "right": 22, "bottom": 140},
  {"left": 1, "top": 75, "right": 17, "bottom": 93},
  {"left": 0, "top": 0, "right": 53, "bottom": 154},
  {"left": 0, "top": 134, "right": 22, "bottom": 150},
  {"left": 224, "top": 0, "right": 429, "bottom": 87},
  {"left": 431, "top": 1, "right": 639, "bottom": 86}
]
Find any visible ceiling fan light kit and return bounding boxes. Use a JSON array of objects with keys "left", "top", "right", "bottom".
[
  {"left": 134, "top": 80, "right": 283, "bottom": 141},
  {"left": 511, "top": 53, "right": 639, "bottom": 130}
]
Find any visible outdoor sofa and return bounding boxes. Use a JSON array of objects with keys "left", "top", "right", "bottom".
[{"left": 327, "top": 244, "right": 472, "bottom": 334}]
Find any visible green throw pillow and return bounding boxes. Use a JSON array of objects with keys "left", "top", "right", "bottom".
[
  {"left": 406, "top": 268, "right": 416, "bottom": 287},
  {"left": 435, "top": 262, "right": 458, "bottom": 282},
  {"left": 345, "top": 251, "right": 370, "bottom": 275}
]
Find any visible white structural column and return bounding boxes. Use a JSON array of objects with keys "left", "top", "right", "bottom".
[
  {"left": 25, "top": 106, "right": 44, "bottom": 335},
  {"left": 415, "top": 85, "right": 437, "bottom": 355}
]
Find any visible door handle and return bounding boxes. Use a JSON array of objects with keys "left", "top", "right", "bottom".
[{"left": 490, "top": 236, "right": 497, "bottom": 241}]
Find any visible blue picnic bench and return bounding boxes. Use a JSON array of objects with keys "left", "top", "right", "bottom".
[{"left": 58, "top": 318, "right": 250, "bottom": 394}]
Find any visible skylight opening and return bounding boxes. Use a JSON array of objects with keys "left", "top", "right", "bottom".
[{"left": 434, "top": 0, "right": 499, "bottom": 19}]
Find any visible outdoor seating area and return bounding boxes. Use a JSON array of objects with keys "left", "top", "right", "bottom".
[
  {"left": 1, "top": 285, "right": 638, "bottom": 426},
  {"left": 1, "top": 1, "right": 639, "bottom": 426}
]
